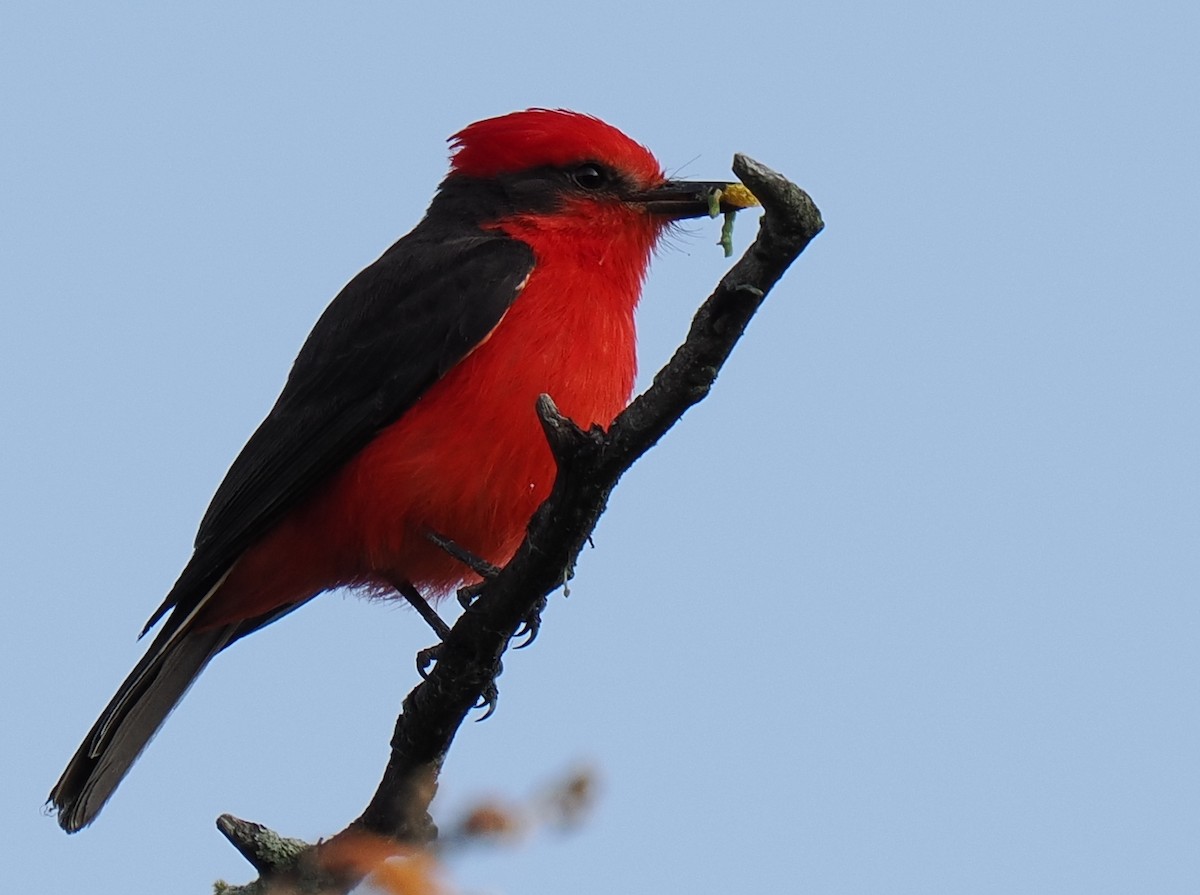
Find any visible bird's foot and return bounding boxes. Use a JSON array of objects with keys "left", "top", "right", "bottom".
[
  {"left": 513, "top": 594, "right": 548, "bottom": 649},
  {"left": 416, "top": 642, "right": 441, "bottom": 679},
  {"left": 415, "top": 643, "right": 501, "bottom": 721},
  {"left": 475, "top": 675, "right": 501, "bottom": 721},
  {"left": 457, "top": 580, "right": 486, "bottom": 611},
  {"left": 456, "top": 586, "right": 545, "bottom": 648}
]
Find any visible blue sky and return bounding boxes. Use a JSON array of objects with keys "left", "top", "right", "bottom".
[{"left": 3, "top": 2, "right": 1198, "bottom": 893}]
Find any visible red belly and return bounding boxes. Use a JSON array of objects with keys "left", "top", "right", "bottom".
[{"left": 195, "top": 268, "right": 637, "bottom": 627}]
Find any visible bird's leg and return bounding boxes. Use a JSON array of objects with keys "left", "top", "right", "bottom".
[
  {"left": 422, "top": 530, "right": 544, "bottom": 641},
  {"left": 424, "top": 529, "right": 501, "bottom": 616},
  {"left": 391, "top": 580, "right": 499, "bottom": 714},
  {"left": 424, "top": 530, "right": 501, "bottom": 580},
  {"left": 405, "top": 581, "right": 501, "bottom": 715},
  {"left": 392, "top": 579, "right": 452, "bottom": 640},
  {"left": 388, "top": 578, "right": 455, "bottom": 679}
]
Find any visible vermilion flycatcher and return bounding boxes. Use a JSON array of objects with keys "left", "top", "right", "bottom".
[{"left": 51, "top": 109, "right": 754, "bottom": 831}]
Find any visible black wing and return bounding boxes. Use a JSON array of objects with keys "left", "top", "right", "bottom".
[{"left": 145, "top": 228, "right": 534, "bottom": 633}]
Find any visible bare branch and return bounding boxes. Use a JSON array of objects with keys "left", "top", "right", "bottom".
[{"left": 215, "top": 156, "right": 823, "bottom": 893}]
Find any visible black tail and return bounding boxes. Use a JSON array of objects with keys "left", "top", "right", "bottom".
[{"left": 49, "top": 622, "right": 235, "bottom": 832}]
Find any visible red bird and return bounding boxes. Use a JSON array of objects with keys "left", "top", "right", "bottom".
[{"left": 50, "top": 109, "right": 752, "bottom": 831}]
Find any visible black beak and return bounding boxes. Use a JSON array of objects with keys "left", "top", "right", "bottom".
[{"left": 627, "top": 180, "right": 759, "bottom": 220}]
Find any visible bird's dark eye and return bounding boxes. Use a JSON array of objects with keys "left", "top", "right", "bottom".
[{"left": 571, "top": 164, "right": 608, "bottom": 190}]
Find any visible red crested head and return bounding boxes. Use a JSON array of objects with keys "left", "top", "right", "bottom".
[{"left": 449, "top": 109, "right": 665, "bottom": 188}]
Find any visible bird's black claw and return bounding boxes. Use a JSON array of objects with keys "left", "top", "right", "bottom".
[
  {"left": 474, "top": 682, "right": 500, "bottom": 720},
  {"left": 513, "top": 615, "right": 540, "bottom": 649},
  {"left": 457, "top": 581, "right": 486, "bottom": 611},
  {"left": 513, "top": 594, "right": 548, "bottom": 649},
  {"left": 417, "top": 643, "right": 442, "bottom": 679}
]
